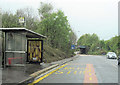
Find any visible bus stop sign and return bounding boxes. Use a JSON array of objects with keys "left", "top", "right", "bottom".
[{"left": 19, "top": 17, "right": 25, "bottom": 24}]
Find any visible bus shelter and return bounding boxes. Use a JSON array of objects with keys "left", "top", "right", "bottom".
[
  {"left": 78, "top": 45, "right": 86, "bottom": 54},
  {"left": 0, "top": 28, "right": 46, "bottom": 68}
]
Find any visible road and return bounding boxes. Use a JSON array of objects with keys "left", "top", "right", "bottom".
[
  {"left": 29, "top": 55, "right": 118, "bottom": 84},
  {"left": 0, "top": 68, "right": 2, "bottom": 84}
]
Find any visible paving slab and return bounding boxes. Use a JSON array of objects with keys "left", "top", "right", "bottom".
[{"left": 2, "top": 55, "right": 78, "bottom": 84}]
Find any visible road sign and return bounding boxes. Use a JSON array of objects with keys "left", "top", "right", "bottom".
[
  {"left": 19, "top": 17, "right": 25, "bottom": 23},
  {"left": 71, "top": 45, "right": 75, "bottom": 49}
]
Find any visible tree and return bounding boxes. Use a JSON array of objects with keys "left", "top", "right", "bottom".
[
  {"left": 106, "top": 36, "right": 118, "bottom": 54},
  {"left": 77, "top": 33, "right": 99, "bottom": 53},
  {"left": 69, "top": 29, "right": 77, "bottom": 45},
  {"left": 36, "top": 9, "right": 74, "bottom": 53},
  {"left": 16, "top": 8, "right": 37, "bottom": 31},
  {"left": 2, "top": 7, "right": 38, "bottom": 30},
  {"left": 37, "top": 2, "right": 76, "bottom": 53},
  {"left": 118, "top": 36, "right": 120, "bottom": 55},
  {"left": 1, "top": 2, "right": 77, "bottom": 55},
  {"left": 2, "top": 12, "right": 18, "bottom": 28},
  {"left": 38, "top": 2, "right": 53, "bottom": 19}
]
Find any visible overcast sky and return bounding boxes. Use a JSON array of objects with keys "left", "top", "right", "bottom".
[{"left": 0, "top": 0, "right": 119, "bottom": 40}]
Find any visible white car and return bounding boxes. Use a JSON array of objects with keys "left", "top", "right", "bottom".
[{"left": 106, "top": 52, "right": 117, "bottom": 59}]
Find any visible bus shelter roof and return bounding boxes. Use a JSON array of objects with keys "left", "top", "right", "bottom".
[{"left": 0, "top": 28, "right": 46, "bottom": 38}]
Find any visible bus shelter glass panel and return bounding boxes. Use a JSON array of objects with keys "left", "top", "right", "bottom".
[
  {"left": 6, "top": 32, "right": 26, "bottom": 51},
  {"left": 5, "top": 32, "right": 26, "bottom": 65},
  {"left": 5, "top": 53, "right": 26, "bottom": 65}
]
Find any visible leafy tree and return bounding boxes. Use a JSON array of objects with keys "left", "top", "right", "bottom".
[
  {"left": 16, "top": 8, "right": 38, "bottom": 31},
  {"left": 36, "top": 9, "right": 74, "bottom": 53},
  {"left": 105, "top": 36, "right": 118, "bottom": 54},
  {"left": 77, "top": 33, "right": 119, "bottom": 55},
  {"left": 77, "top": 33, "right": 99, "bottom": 53},
  {"left": 2, "top": 12, "right": 18, "bottom": 28},
  {"left": 118, "top": 35, "right": 120, "bottom": 55},
  {"left": 38, "top": 2, "right": 53, "bottom": 19},
  {"left": 2, "top": 7, "right": 37, "bottom": 30},
  {"left": 77, "top": 34, "right": 99, "bottom": 46},
  {"left": 1, "top": 2, "right": 77, "bottom": 55},
  {"left": 69, "top": 29, "right": 77, "bottom": 45},
  {"left": 99, "top": 40, "right": 105, "bottom": 49}
]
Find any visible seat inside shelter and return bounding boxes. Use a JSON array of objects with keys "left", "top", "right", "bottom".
[{"left": 0, "top": 28, "right": 46, "bottom": 68}]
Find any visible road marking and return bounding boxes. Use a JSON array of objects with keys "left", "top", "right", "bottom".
[
  {"left": 67, "top": 71, "right": 71, "bottom": 74},
  {"left": 89, "top": 73, "right": 91, "bottom": 76},
  {"left": 74, "top": 71, "right": 77, "bottom": 74},
  {"left": 54, "top": 65, "right": 88, "bottom": 75},
  {"left": 89, "top": 77, "right": 92, "bottom": 80},
  {"left": 79, "top": 71, "right": 82, "bottom": 74},
  {"left": 55, "top": 71, "right": 63, "bottom": 74},
  {"left": 77, "top": 67, "right": 80, "bottom": 70},
  {"left": 64, "top": 67, "right": 67, "bottom": 69},
  {"left": 64, "top": 67, "right": 74, "bottom": 70},
  {"left": 71, "top": 67, "right": 74, "bottom": 70},
  {"left": 83, "top": 71, "right": 85, "bottom": 74},
  {"left": 84, "top": 64, "right": 98, "bottom": 84},
  {"left": 67, "top": 63, "right": 86, "bottom": 65},
  {"left": 89, "top": 70, "right": 91, "bottom": 72},
  {"left": 85, "top": 68, "right": 87, "bottom": 70},
  {"left": 28, "top": 64, "right": 67, "bottom": 85}
]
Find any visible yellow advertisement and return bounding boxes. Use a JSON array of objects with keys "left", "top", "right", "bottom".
[{"left": 28, "top": 41, "right": 42, "bottom": 62}]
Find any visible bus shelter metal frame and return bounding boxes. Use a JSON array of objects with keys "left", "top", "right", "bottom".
[{"left": 0, "top": 28, "right": 46, "bottom": 68}]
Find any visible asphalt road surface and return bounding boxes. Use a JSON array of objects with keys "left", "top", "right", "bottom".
[
  {"left": 0, "top": 68, "right": 2, "bottom": 84},
  {"left": 29, "top": 55, "right": 118, "bottom": 84}
]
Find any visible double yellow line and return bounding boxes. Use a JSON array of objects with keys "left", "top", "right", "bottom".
[{"left": 28, "top": 64, "right": 67, "bottom": 85}]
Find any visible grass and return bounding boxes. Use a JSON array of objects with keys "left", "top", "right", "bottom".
[{"left": 43, "top": 43, "right": 73, "bottom": 63}]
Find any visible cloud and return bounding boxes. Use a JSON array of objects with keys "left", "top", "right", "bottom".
[{"left": 0, "top": 0, "right": 118, "bottom": 40}]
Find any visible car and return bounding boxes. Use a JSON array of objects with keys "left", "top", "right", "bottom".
[
  {"left": 118, "top": 55, "right": 120, "bottom": 65},
  {"left": 106, "top": 52, "right": 117, "bottom": 59}
]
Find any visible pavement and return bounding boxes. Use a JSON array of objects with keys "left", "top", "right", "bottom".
[
  {"left": 1, "top": 55, "right": 78, "bottom": 84},
  {"left": 29, "top": 55, "right": 118, "bottom": 84}
]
